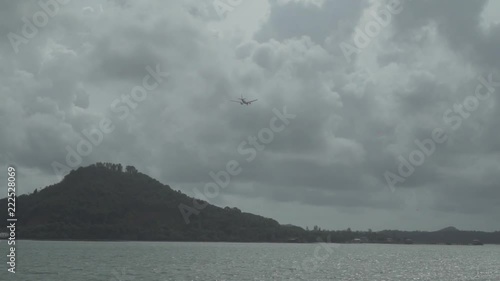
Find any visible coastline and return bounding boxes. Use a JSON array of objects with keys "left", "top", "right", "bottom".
[{"left": 5, "top": 238, "right": 497, "bottom": 245}]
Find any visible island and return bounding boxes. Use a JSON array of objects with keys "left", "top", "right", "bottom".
[{"left": 1, "top": 163, "right": 499, "bottom": 245}]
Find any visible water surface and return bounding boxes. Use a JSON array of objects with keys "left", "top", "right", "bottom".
[{"left": 1, "top": 241, "right": 499, "bottom": 280}]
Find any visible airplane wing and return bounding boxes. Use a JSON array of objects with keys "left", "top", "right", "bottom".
[
  {"left": 230, "top": 100, "right": 242, "bottom": 103},
  {"left": 248, "top": 99, "right": 258, "bottom": 103}
]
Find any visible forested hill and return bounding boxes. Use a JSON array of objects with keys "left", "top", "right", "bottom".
[
  {"left": 1, "top": 163, "right": 499, "bottom": 244},
  {"left": 0, "top": 163, "right": 302, "bottom": 241}
]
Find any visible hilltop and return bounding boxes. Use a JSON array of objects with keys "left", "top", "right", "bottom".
[{"left": 438, "top": 226, "right": 460, "bottom": 232}]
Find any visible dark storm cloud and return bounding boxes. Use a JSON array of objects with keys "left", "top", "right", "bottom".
[{"left": 1, "top": 0, "right": 499, "bottom": 231}]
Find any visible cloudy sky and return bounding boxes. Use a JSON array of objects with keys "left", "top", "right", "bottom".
[{"left": 1, "top": 0, "right": 500, "bottom": 232}]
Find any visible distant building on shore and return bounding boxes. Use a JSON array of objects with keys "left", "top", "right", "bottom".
[
  {"left": 352, "top": 237, "right": 369, "bottom": 243},
  {"left": 472, "top": 239, "right": 483, "bottom": 245}
]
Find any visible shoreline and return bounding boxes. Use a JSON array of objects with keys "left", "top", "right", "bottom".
[{"left": 4, "top": 238, "right": 497, "bottom": 245}]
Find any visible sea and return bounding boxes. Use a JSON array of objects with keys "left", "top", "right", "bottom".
[{"left": 1, "top": 241, "right": 499, "bottom": 280}]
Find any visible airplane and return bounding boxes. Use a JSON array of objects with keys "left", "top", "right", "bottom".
[{"left": 231, "top": 94, "right": 257, "bottom": 105}]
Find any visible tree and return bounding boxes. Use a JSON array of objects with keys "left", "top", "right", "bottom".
[{"left": 125, "top": 166, "right": 138, "bottom": 174}]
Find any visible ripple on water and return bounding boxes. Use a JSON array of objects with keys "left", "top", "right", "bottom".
[{"left": 3, "top": 241, "right": 499, "bottom": 281}]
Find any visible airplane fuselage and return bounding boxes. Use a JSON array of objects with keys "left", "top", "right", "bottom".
[{"left": 231, "top": 96, "right": 256, "bottom": 105}]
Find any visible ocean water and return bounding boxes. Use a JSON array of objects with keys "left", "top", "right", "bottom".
[{"left": 1, "top": 241, "right": 499, "bottom": 280}]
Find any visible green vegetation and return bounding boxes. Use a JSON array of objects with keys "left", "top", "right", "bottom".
[{"left": 1, "top": 163, "right": 499, "bottom": 244}]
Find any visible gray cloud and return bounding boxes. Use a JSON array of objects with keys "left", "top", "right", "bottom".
[{"left": 1, "top": 0, "right": 499, "bottom": 231}]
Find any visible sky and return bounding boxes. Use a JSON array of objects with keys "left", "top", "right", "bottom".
[{"left": 1, "top": 0, "right": 500, "bottom": 232}]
